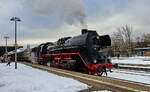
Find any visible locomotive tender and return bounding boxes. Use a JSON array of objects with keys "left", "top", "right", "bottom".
[{"left": 31, "top": 29, "right": 113, "bottom": 75}]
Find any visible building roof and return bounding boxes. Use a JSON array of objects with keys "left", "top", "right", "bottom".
[{"left": 134, "top": 47, "right": 150, "bottom": 50}]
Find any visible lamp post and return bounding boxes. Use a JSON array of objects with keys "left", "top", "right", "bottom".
[
  {"left": 10, "top": 17, "right": 21, "bottom": 69},
  {"left": 4, "top": 36, "right": 9, "bottom": 62}
]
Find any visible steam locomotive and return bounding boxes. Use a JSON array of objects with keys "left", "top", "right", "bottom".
[{"left": 31, "top": 29, "right": 113, "bottom": 75}]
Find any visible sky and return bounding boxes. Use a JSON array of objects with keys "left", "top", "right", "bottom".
[{"left": 0, "top": 0, "right": 150, "bottom": 47}]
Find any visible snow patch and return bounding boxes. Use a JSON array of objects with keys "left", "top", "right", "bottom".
[
  {"left": 0, "top": 63, "right": 88, "bottom": 92},
  {"left": 112, "top": 57, "right": 150, "bottom": 65}
]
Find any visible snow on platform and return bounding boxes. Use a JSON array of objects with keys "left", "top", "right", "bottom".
[
  {"left": 110, "top": 57, "right": 150, "bottom": 84},
  {"left": 0, "top": 63, "right": 88, "bottom": 92},
  {"left": 118, "top": 65, "right": 150, "bottom": 69},
  {"left": 112, "top": 56, "right": 150, "bottom": 65},
  {"left": 108, "top": 69, "right": 150, "bottom": 85}
]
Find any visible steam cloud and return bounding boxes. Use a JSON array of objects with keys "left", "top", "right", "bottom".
[{"left": 21, "top": 0, "right": 87, "bottom": 26}]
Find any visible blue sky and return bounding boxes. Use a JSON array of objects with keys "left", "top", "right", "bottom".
[{"left": 0, "top": 0, "right": 150, "bottom": 47}]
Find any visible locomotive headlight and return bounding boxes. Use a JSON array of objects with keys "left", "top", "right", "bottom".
[
  {"left": 93, "top": 59, "right": 97, "bottom": 64},
  {"left": 96, "top": 36, "right": 99, "bottom": 39}
]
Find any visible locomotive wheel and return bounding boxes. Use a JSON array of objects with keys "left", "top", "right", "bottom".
[
  {"left": 46, "top": 62, "right": 51, "bottom": 66},
  {"left": 88, "top": 71, "right": 92, "bottom": 75},
  {"left": 87, "top": 69, "right": 95, "bottom": 75},
  {"left": 97, "top": 66, "right": 103, "bottom": 76},
  {"left": 97, "top": 66, "right": 107, "bottom": 76},
  {"left": 97, "top": 72, "right": 103, "bottom": 76},
  {"left": 98, "top": 66, "right": 103, "bottom": 72}
]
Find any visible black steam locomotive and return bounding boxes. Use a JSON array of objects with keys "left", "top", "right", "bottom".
[{"left": 31, "top": 29, "right": 113, "bottom": 75}]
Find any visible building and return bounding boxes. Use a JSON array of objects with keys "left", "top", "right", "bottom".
[{"left": 133, "top": 47, "right": 150, "bottom": 56}]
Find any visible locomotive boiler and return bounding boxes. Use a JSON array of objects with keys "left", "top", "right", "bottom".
[{"left": 31, "top": 29, "right": 113, "bottom": 75}]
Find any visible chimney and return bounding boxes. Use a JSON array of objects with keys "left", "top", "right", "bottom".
[{"left": 82, "top": 29, "right": 88, "bottom": 34}]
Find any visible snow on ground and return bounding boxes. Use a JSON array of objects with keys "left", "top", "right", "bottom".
[
  {"left": 0, "top": 63, "right": 88, "bottom": 92},
  {"left": 118, "top": 65, "right": 150, "bottom": 69},
  {"left": 112, "top": 69, "right": 150, "bottom": 76},
  {"left": 108, "top": 69, "right": 150, "bottom": 85},
  {"left": 112, "top": 56, "right": 150, "bottom": 65},
  {"left": 110, "top": 57, "right": 150, "bottom": 84},
  {"left": 130, "top": 56, "right": 150, "bottom": 60}
]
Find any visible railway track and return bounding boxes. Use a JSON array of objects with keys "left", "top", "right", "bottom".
[
  {"left": 115, "top": 63, "right": 150, "bottom": 72},
  {"left": 22, "top": 62, "right": 150, "bottom": 92},
  {"left": 116, "top": 63, "right": 150, "bottom": 67}
]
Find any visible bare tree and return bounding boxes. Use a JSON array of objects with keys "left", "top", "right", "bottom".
[
  {"left": 111, "top": 31, "right": 123, "bottom": 56},
  {"left": 141, "top": 33, "right": 150, "bottom": 47},
  {"left": 111, "top": 33, "right": 118, "bottom": 56},
  {"left": 121, "top": 25, "right": 132, "bottom": 54},
  {"left": 135, "top": 36, "right": 141, "bottom": 48},
  {"left": 111, "top": 24, "right": 133, "bottom": 56}
]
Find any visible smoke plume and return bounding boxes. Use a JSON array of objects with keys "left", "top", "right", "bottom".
[{"left": 21, "top": 0, "right": 87, "bottom": 26}]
